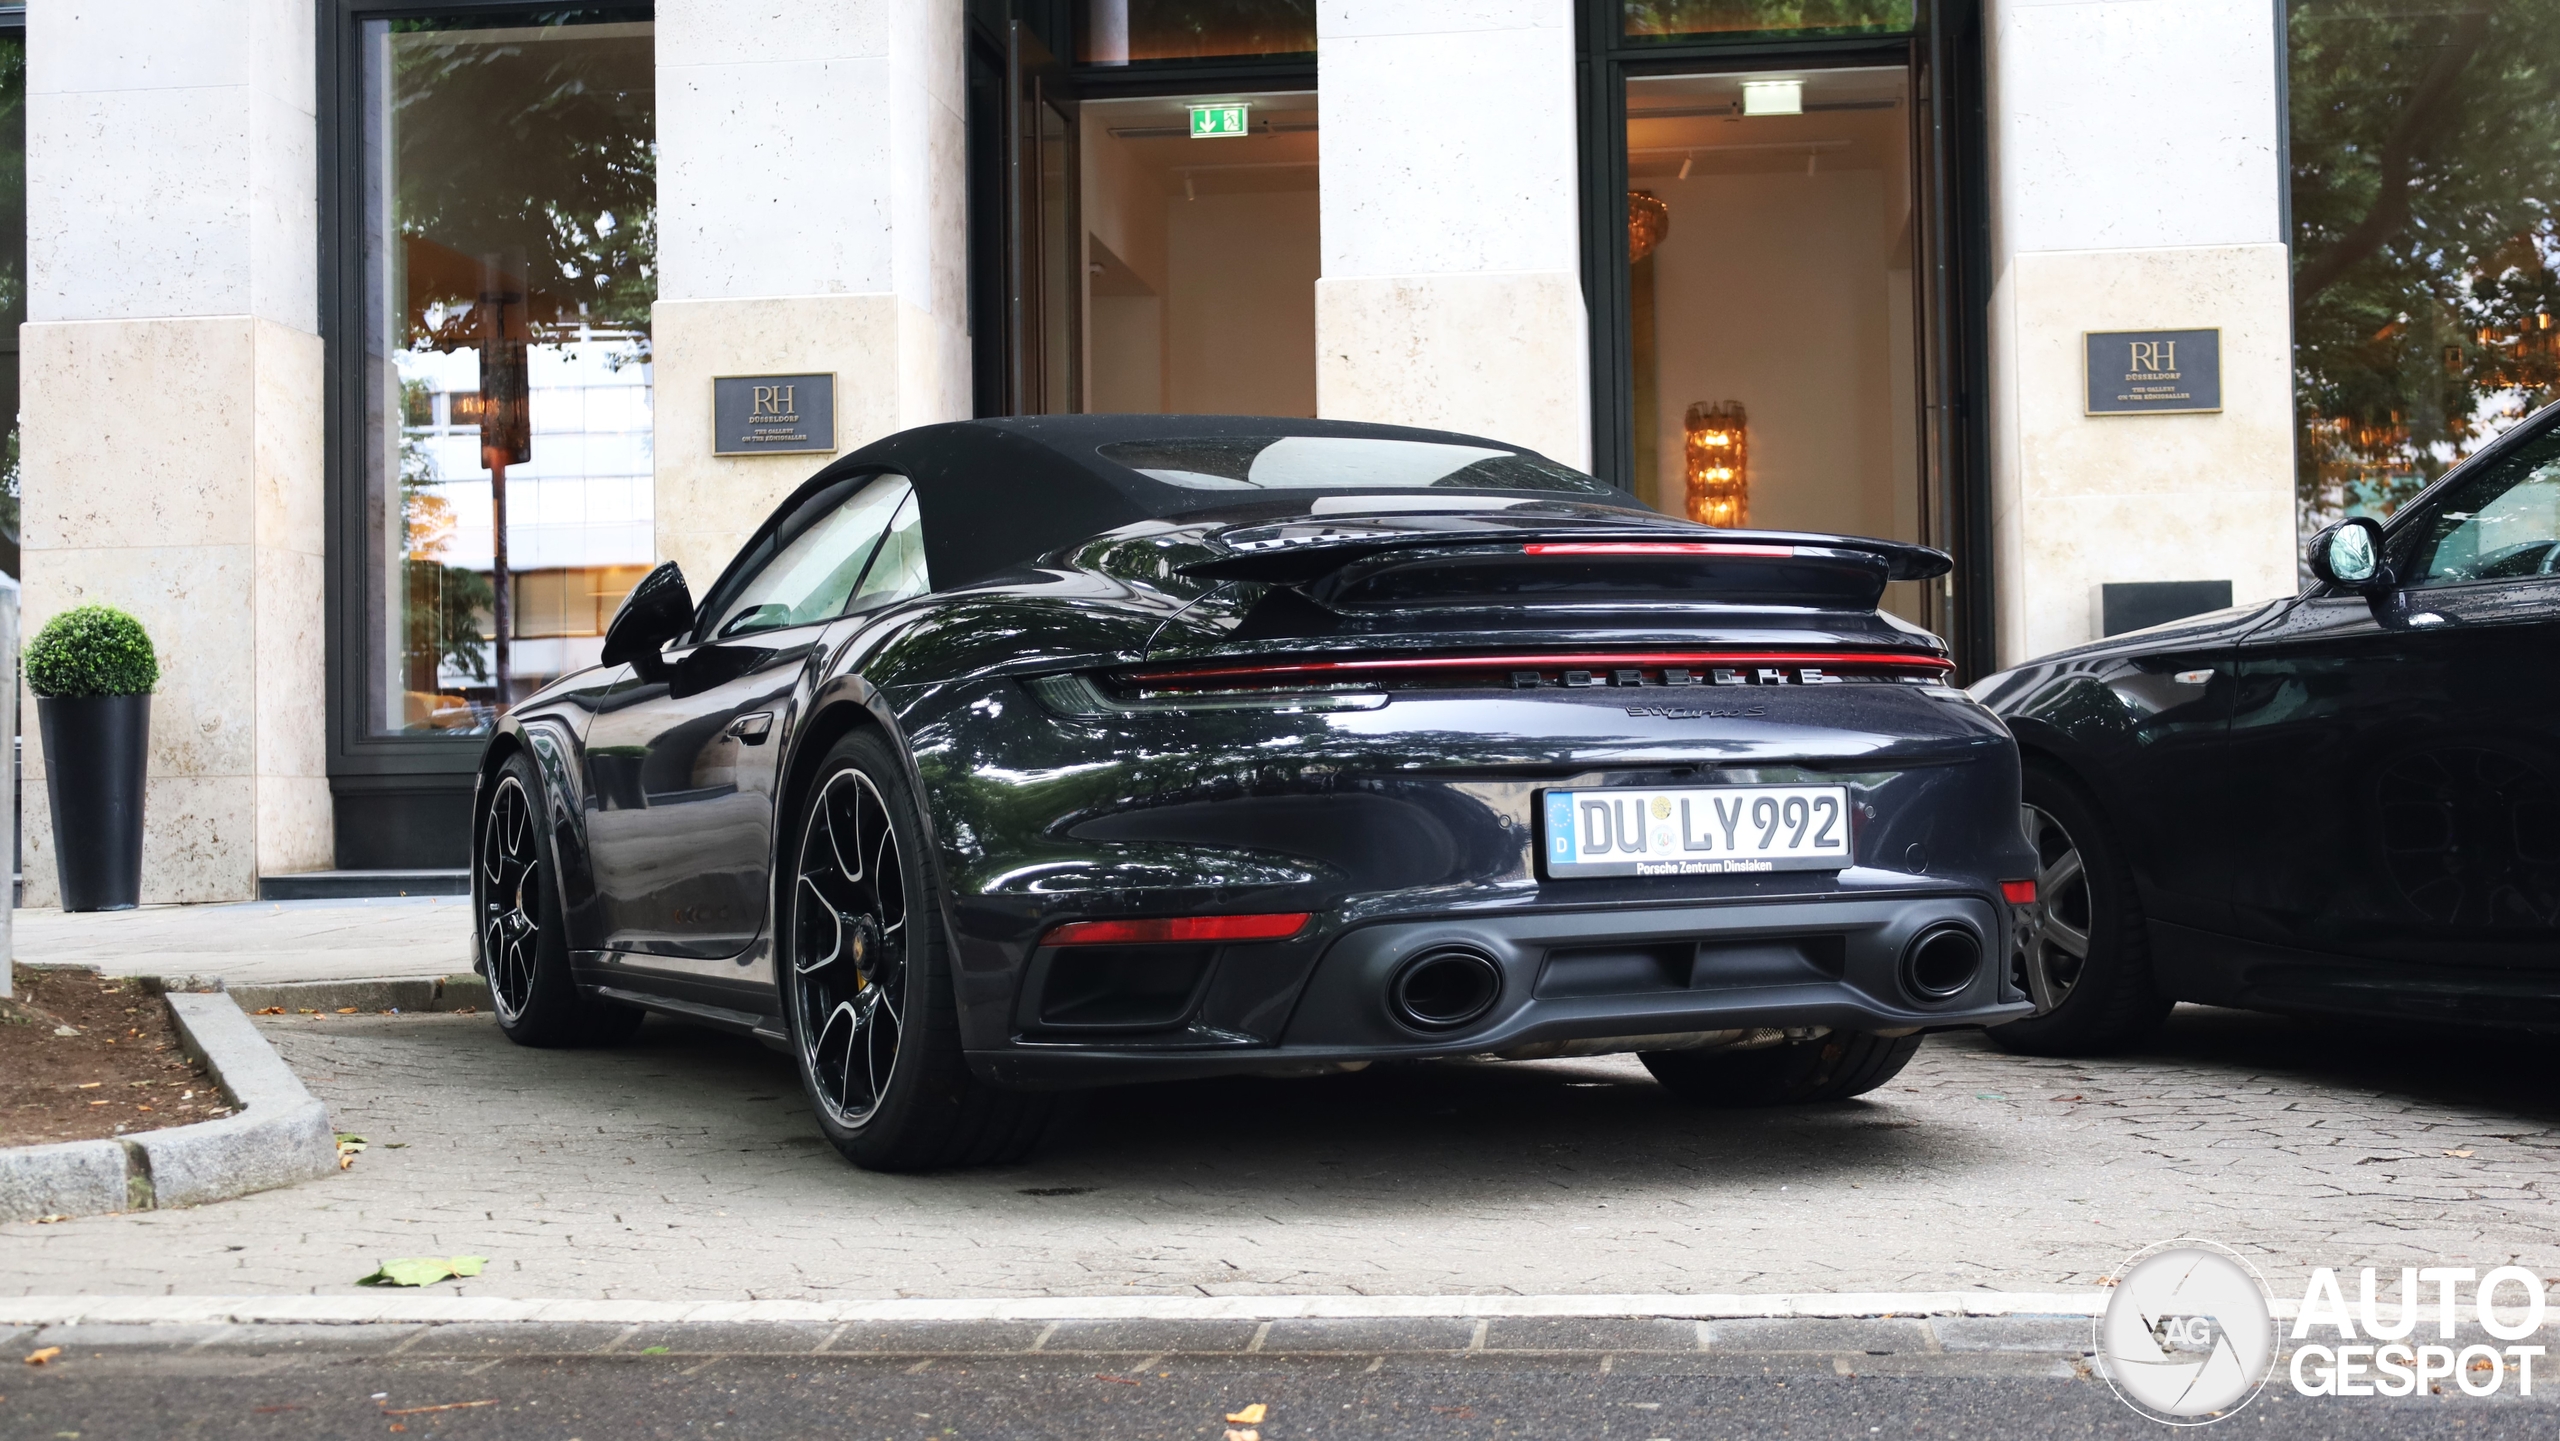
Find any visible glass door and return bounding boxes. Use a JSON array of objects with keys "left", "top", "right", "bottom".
[
  {"left": 1621, "top": 63, "right": 1927, "bottom": 625},
  {"left": 1586, "top": 2, "right": 1994, "bottom": 669}
]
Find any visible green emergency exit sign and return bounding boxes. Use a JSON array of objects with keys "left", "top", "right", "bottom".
[{"left": 1189, "top": 103, "right": 1249, "bottom": 138}]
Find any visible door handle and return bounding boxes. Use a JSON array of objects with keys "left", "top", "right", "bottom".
[{"left": 727, "top": 711, "right": 775, "bottom": 744}]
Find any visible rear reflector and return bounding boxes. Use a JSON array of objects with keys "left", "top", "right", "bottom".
[
  {"left": 1521, "top": 542, "right": 1797, "bottom": 558},
  {"left": 2000, "top": 880, "right": 2038, "bottom": 905},
  {"left": 1042, "top": 913, "right": 1312, "bottom": 947}
]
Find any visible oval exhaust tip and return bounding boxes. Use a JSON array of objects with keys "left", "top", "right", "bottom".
[
  {"left": 1901, "top": 923, "right": 1982, "bottom": 1002},
  {"left": 1389, "top": 947, "right": 1503, "bottom": 1031}
]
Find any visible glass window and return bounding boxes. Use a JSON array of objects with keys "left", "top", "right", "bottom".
[
  {"left": 1622, "top": 0, "right": 1915, "bottom": 44},
  {"left": 2290, "top": 0, "right": 2560, "bottom": 542},
  {"left": 1076, "top": 0, "right": 1315, "bottom": 65},
  {"left": 1098, "top": 436, "right": 1617, "bottom": 493},
  {"left": 706, "top": 476, "right": 915, "bottom": 640},
  {"left": 848, "top": 495, "right": 930, "bottom": 613},
  {"left": 1077, "top": 91, "right": 1318, "bottom": 419},
  {"left": 2401, "top": 428, "right": 2560, "bottom": 588},
  {"left": 359, "top": 9, "right": 654, "bottom": 736},
  {"left": 1616, "top": 66, "right": 1928, "bottom": 620}
]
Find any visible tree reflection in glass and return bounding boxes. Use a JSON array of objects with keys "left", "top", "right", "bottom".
[
  {"left": 2290, "top": 0, "right": 2560, "bottom": 541},
  {"left": 362, "top": 10, "right": 655, "bottom": 736}
]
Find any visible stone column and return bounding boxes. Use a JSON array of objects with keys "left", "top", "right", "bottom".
[
  {"left": 1314, "top": 0, "right": 1590, "bottom": 468},
  {"left": 1984, "top": 0, "right": 2296, "bottom": 666},
  {"left": 653, "top": 0, "right": 970, "bottom": 588},
  {"left": 18, "top": 0, "right": 327, "bottom": 905}
]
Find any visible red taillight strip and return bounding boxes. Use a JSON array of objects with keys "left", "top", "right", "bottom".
[
  {"left": 1041, "top": 913, "right": 1313, "bottom": 947},
  {"left": 1128, "top": 650, "right": 1954, "bottom": 686},
  {"left": 2000, "top": 880, "right": 2038, "bottom": 905},
  {"left": 1521, "top": 542, "right": 1797, "bottom": 557}
]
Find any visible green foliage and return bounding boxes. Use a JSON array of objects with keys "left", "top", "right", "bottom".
[
  {"left": 1621, "top": 0, "right": 1912, "bottom": 40},
  {"left": 388, "top": 12, "right": 656, "bottom": 350},
  {"left": 26, "top": 605, "right": 157, "bottom": 699},
  {"left": 2290, "top": 0, "right": 2560, "bottom": 534}
]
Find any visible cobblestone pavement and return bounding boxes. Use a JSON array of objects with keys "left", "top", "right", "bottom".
[
  {"left": 16, "top": 896, "right": 471, "bottom": 986},
  {"left": 5, "top": 1005, "right": 2555, "bottom": 1301}
]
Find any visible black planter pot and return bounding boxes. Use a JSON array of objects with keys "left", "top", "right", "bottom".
[{"left": 37, "top": 693, "right": 151, "bottom": 911}]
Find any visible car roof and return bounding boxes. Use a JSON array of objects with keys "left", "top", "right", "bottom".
[{"left": 797, "top": 415, "right": 1587, "bottom": 591}]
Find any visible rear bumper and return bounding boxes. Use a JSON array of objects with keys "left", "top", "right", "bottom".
[{"left": 970, "top": 893, "right": 2032, "bottom": 1087}]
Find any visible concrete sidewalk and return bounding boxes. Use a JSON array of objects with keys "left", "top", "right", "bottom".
[{"left": 15, "top": 895, "right": 471, "bottom": 988}]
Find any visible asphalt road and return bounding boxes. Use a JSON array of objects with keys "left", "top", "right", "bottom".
[{"left": 8, "top": 1336, "right": 2554, "bottom": 1440}]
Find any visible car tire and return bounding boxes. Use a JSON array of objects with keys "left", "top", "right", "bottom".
[
  {"left": 780, "top": 730, "right": 1055, "bottom": 1172},
  {"left": 1986, "top": 763, "right": 2172, "bottom": 1057},
  {"left": 1640, "top": 1030, "right": 1922, "bottom": 1106},
  {"left": 480, "top": 752, "right": 645, "bottom": 1049}
]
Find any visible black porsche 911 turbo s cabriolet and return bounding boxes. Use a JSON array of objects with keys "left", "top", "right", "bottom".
[
  {"left": 1971, "top": 398, "right": 2560, "bottom": 1056},
  {"left": 472, "top": 415, "right": 2039, "bottom": 1170}
]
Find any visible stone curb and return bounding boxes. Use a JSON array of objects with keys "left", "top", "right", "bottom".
[
  {"left": 0, "top": 992, "right": 338, "bottom": 1224},
  {"left": 184, "top": 974, "right": 492, "bottom": 1015},
  {"left": 0, "top": 1292, "right": 2112, "bottom": 1326}
]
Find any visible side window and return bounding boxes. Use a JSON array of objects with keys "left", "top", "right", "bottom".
[
  {"left": 846, "top": 493, "right": 929, "bottom": 612},
  {"left": 705, "top": 475, "right": 915, "bottom": 640},
  {"left": 2402, "top": 431, "right": 2560, "bottom": 589}
]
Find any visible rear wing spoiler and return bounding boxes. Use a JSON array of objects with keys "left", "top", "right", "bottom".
[{"left": 1180, "top": 523, "right": 1952, "bottom": 586}]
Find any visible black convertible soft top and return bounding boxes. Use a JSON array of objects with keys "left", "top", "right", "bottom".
[{"left": 797, "top": 415, "right": 1611, "bottom": 591}]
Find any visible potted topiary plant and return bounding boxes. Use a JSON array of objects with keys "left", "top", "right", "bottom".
[{"left": 27, "top": 604, "right": 159, "bottom": 911}]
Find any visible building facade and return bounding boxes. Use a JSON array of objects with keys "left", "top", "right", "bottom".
[{"left": 12, "top": 0, "right": 2543, "bottom": 900}]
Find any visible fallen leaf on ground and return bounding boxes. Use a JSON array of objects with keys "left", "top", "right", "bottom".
[
  {"left": 1094, "top": 1373, "right": 1139, "bottom": 1385},
  {"left": 1225, "top": 1404, "right": 1267, "bottom": 1423},
  {"left": 380, "top": 1399, "right": 498, "bottom": 1416},
  {"left": 32, "top": 1214, "right": 70, "bottom": 1224},
  {"left": 75, "top": 1083, "right": 101, "bottom": 1090},
  {"left": 1225, "top": 1431, "right": 1258, "bottom": 1441},
  {"left": 356, "top": 1256, "right": 488, "bottom": 1288},
  {"left": 2050, "top": 1095, "right": 2084, "bottom": 1102},
  {"left": 23, "top": 1347, "right": 60, "bottom": 1365},
  {"left": 335, "top": 1135, "right": 368, "bottom": 1169},
  {"left": 2445, "top": 1149, "right": 2475, "bottom": 1158},
  {"left": 638, "top": 1346, "right": 671, "bottom": 1355},
  {"left": 334, "top": 1007, "right": 358, "bottom": 1015},
  {"left": 252, "top": 1007, "right": 285, "bottom": 1016}
]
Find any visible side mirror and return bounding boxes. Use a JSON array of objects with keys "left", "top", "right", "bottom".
[
  {"left": 2307, "top": 517, "right": 2393, "bottom": 594},
  {"left": 601, "top": 562, "right": 693, "bottom": 681}
]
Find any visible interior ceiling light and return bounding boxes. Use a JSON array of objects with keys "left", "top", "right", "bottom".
[{"left": 1741, "top": 80, "right": 1803, "bottom": 116}]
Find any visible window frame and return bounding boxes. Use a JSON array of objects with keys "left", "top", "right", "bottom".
[{"left": 318, "top": 0, "right": 658, "bottom": 866}]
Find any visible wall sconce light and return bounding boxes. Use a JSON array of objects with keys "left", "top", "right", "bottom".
[
  {"left": 1684, "top": 400, "right": 1748, "bottom": 527},
  {"left": 1741, "top": 80, "right": 1803, "bottom": 116}
]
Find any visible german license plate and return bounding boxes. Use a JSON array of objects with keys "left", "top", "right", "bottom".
[{"left": 1540, "top": 785, "right": 1853, "bottom": 878}]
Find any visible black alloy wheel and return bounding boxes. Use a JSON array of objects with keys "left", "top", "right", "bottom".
[
  {"left": 1987, "top": 764, "right": 2171, "bottom": 1057},
  {"left": 791, "top": 767, "right": 910, "bottom": 1128},
  {"left": 479, "top": 753, "right": 643, "bottom": 1049},
  {"left": 1641, "top": 1030, "right": 1922, "bottom": 1106},
  {"left": 2017, "top": 802, "right": 2092, "bottom": 1014},
  {"left": 781, "top": 731, "right": 1055, "bottom": 1171}
]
